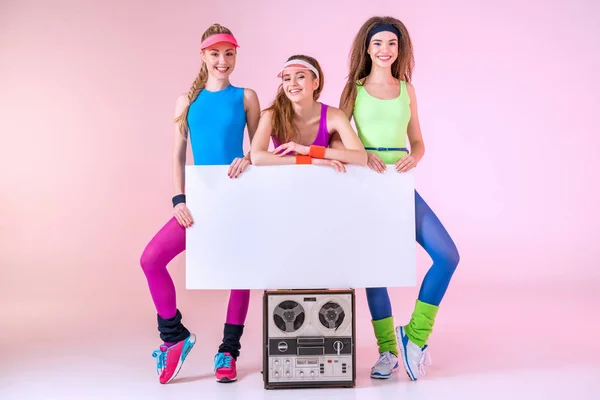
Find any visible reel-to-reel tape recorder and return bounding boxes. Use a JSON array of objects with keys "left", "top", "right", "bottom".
[{"left": 263, "top": 289, "right": 356, "bottom": 389}]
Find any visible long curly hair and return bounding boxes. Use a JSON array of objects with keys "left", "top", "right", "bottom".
[{"left": 340, "top": 16, "right": 414, "bottom": 110}]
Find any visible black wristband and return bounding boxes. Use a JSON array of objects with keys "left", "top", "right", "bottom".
[{"left": 172, "top": 194, "right": 186, "bottom": 207}]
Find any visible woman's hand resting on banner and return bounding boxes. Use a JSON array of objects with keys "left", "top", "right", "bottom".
[
  {"left": 174, "top": 203, "right": 194, "bottom": 228},
  {"left": 228, "top": 154, "right": 251, "bottom": 178}
]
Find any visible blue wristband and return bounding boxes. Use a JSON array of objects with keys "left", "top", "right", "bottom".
[{"left": 172, "top": 194, "right": 186, "bottom": 207}]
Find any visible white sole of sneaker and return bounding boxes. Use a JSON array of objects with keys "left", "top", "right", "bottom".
[
  {"left": 396, "top": 327, "right": 417, "bottom": 381},
  {"left": 370, "top": 361, "right": 399, "bottom": 379}
]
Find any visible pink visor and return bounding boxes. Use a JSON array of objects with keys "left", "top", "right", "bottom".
[{"left": 199, "top": 33, "right": 239, "bottom": 51}]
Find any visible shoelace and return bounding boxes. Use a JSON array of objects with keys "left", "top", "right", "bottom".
[
  {"left": 417, "top": 348, "right": 432, "bottom": 376},
  {"left": 214, "top": 352, "right": 232, "bottom": 370},
  {"left": 377, "top": 352, "right": 394, "bottom": 366},
  {"left": 152, "top": 349, "right": 167, "bottom": 372}
]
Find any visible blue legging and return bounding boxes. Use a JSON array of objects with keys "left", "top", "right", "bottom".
[{"left": 367, "top": 190, "right": 460, "bottom": 320}]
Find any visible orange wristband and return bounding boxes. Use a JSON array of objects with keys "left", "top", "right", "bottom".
[
  {"left": 296, "top": 155, "right": 312, "bottom": 164},
  {"left": 309, "top": 145, "right": 326, "bottom": 159}
]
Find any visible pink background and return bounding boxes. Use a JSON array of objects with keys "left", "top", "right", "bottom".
[{"left": 1, "top": 0, "right": 599, "bottom": 397}]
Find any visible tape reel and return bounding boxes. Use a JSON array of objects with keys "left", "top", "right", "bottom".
[
  {"left": 312, "top": 296, "right": 351, "bottom": 336},
  {"left": 272, "top": 300, "right": 306, "bottom": 334}
]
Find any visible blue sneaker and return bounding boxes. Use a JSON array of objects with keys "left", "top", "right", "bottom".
[{"left": 396, "top": 326, "right": 431, "bottom": 381}]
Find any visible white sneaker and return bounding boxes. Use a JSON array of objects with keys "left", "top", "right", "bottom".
[
  {"left": 396, "top": 326, "right": 432, "bottom": 381},
  {"left": 370, "top": 351, "right": 399, "bottom": 379}
]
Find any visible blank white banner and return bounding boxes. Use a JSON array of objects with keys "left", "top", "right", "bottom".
[{"left": 185, "top": 165, "right": 416, "bottom": 290}]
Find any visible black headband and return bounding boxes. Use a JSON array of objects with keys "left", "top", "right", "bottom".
[{"left": 366, "top": 23, "right": 401, "bottom": 47}]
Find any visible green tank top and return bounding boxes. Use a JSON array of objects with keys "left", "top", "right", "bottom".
[{"left": 353, "top": 80, "right": 411, "bottom": 164}]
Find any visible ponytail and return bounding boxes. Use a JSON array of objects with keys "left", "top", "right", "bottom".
[{"left": 174, "top": 63, "right": 208, "bottom": 140}]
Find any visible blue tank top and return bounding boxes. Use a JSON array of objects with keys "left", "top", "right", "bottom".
[{"left": 187, "top": 84, "right": 246, "bottom": 165}]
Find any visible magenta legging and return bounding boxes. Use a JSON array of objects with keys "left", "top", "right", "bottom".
[{"left": 139, "top": 217, "right": 250, "bottom": 325}]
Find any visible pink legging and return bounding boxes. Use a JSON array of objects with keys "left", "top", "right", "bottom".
[{"left": 140, "top": 217, "right": 250, "bottom": 325}]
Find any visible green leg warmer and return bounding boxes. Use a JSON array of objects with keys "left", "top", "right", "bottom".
[
  {"left": 404, "top": 300, "right": 439, "bottom": 348},
  {"left": 372, "top": 316, "right": 398, "bottom": 356}
]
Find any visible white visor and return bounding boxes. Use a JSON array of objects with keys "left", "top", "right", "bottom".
[{"left": 276, "top": 59, "right": 319, "bottom": 79}]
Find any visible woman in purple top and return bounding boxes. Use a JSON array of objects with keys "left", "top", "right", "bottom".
[{"left": 251, "top": 55, "right": 367, "bottom": 168}]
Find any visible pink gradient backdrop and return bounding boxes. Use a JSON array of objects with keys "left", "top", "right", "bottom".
[{"left": 1, "top": 0, "right": 599, "bottom": 380}]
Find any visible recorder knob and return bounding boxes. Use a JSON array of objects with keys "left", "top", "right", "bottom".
[
  {"left": 275, "top": 372, "right": 279, "bottom": 377},
  {"left": 286, "top": 372, "right": 290, "bottom": 377},
  {"left": 300, "top": 371, "right": 304, "bottom": 377},
  {"left": 311, "top": 371, "right": 315, "bottom": 376},
  {"left": 333, "top": 340, "right": 344, "bottom": 355},
  {"left": 285, "top": 360, "right": 290, "bottom": 365},
  {"left": 274, "top": 360, "right": 280, "bottom": 366}
]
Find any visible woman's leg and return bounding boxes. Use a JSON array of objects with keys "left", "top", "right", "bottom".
[
  {"left": 214, "top": 289, "right": 251, "bottom": 383},
  {"left": 415, "top": 192, "right": 460, "bottom": 307},
  {"left": 219, "top": 290, "right": 251, "bottom": 359},
  {"left": 140, "top": 217, "right": 195, "bottom": 384},
  {"left": 397, "top": 190, "right": 460, "bottom": 380},
  {"left": 366, "top": 287, "right": 396, "bottom": 354},
  {"left": 404, "top": 190, "right": 460, "bottom": 346},
  {"left": 365, "top": 287, "right": 399, "bottom": 378}
]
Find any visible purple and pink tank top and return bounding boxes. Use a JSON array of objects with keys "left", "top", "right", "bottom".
[{"left": 271, "top": 103, "right": 331, "bottom": 150}]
